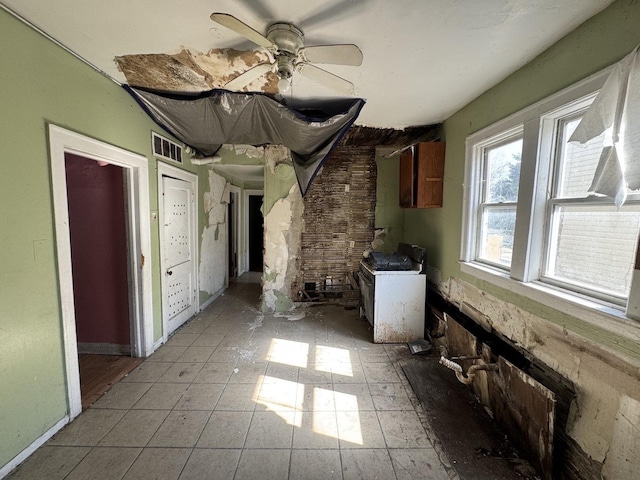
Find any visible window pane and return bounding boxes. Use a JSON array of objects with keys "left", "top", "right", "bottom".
[
  {"left": 479, "top": 206, "right": 517, "bottom": 267},
  {"left": 485, "top": 138, "right": 522, "bottom": 203},
  {"left": 556, "top": 117, "right": 605, "bottom": 198},
  {"left": 545, "top": 204, "right": 640, "bottom": 298}
]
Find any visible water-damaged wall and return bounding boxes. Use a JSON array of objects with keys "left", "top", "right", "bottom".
[
  {"left": 262, "top": 146, "right": 303, "bottom": 312},
  {"left": 436, "top": 278, "right": 640, "bottom": 479},
  {"left": 401, "top": 2, "right": 640, "bottom": 477}
]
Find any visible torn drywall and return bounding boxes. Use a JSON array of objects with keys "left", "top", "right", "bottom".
[
  {"left": 199, "top": 170, "right": 228, "bottom": 299},
  {"left": 437, "top": 276, "right": 640, "bottom": 479},
  {"left": 222, "top": 144, "right": 267, "bottom": 160},
  {"left": 262, "top": 182, "right": 303, "bottom": 312}
]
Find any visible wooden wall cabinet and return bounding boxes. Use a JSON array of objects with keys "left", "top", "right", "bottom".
[{"left": 399, "top": 141, "right": 445, "bottom": 208}]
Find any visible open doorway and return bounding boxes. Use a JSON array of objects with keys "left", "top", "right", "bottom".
[
  {"left": 49, "top": 125, "right": 153, "bottom": 420},
  {"left": 65, "top": 153, "right": 143, "bottom": 408},
  {"left": 248, "top": 194, "right": 264, "bottom": 272}
]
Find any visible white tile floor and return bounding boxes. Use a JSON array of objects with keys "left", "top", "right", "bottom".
[{"left": 8, "top": 275, "right": 453, "bottom": 480}]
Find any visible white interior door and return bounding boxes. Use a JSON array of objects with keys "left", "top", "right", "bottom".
[{"left": 162, "top": 175, "right": 197, "bottom": 336}]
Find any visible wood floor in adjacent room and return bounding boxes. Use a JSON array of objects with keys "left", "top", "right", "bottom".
[{"left": 79, "top": 354, "right": 143, "bottom": 410}]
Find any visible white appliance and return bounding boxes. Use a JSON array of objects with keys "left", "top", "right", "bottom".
[{"left": 358, "top": 244, "right": 427, "bottom": 343}]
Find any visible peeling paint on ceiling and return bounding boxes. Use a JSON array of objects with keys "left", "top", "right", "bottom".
[{"left": 115, "top": 48, "right": 278, "bottom": 93}]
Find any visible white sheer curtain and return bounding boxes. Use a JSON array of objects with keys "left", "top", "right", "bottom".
[{"left": 569, "top": 45, "right": 640, "bottom": 206}]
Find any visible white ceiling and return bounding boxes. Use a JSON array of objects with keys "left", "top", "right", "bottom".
[{"left": 2, "top": 0, "right": 614, "bottom": 128}]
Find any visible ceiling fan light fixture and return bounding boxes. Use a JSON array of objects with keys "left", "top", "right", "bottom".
[{"left": 277, "top": 76, "right": 291, "bottom": 95}]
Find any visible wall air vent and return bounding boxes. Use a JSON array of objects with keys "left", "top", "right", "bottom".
[{"left": 152, "top": 132, "right": 183, "bottom": 164}]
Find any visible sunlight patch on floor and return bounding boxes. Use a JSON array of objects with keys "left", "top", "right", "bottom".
[
  {"left": 252, "top": 375, "right": 304, "bottom": 427},
  {"left": 267, "top": 338, "right": 309, "bottom": 368},
  {"left": 315, "top": 345, "right": 353, "bottom": 377},
  {"left": 254, "top": 340, "right": 363, "bottom": 444}
]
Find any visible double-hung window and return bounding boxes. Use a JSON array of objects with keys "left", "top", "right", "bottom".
[
  {"left": 475, "top": 130, "right": 523, "bottom": 269},
  {"left": 541, "top": 105, "right": 640, "bottom": 305},
  {"left": 462, "top": 70, "right": 640, "bottom": 320}
]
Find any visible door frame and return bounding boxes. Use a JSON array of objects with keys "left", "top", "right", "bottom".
[
  {"left": 157, "top": 161, "right": 199, "bottom": 344},
  {"left": 49, "top": 125, "right": 154, "bottom": 420},
  {"left": 243, "top": 189, "right": 264, "bottom": 275}
]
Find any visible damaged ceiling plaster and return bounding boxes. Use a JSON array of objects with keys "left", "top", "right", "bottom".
[{"left": 116, "top": 48, "right": 279, "bottom": 93}]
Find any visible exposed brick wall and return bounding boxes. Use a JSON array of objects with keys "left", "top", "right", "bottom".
[{"left": 294, "top": 145, "right": 377, "bottom": 299}]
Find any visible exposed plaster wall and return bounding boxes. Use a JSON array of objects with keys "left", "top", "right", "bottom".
[
  {"left": 438, "top": 277, "right": 640, "bottom": 478},
  {"left": 262, "top": 183, "right": 303, "bottom": 312},
  {"left": 199, "top": 169, "right": 228, "bottom": 301},
  {"left": 262, "top": 147, "right": 302, "bottom": 312}
]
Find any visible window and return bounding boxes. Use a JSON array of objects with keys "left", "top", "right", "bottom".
[
  {"left": 462, "top": 69, "right": 640, "bottom": 319},
  {"left": 476, "top": 131, "right": 523, "bottom": 269},
  {"left": 542, "top": 110, "right": 640, "bottom": 304}
]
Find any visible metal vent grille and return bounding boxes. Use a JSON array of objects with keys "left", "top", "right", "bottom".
[{"left": 152, "top": 132, "right": 183, "bottom": 164}]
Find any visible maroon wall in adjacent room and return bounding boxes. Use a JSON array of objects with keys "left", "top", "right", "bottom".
[{"left": 65, "top": 153, "right": 130, "bottom": 346}]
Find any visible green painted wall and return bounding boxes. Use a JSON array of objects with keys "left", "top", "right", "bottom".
[
  {"left": 0, "top": 9, "right": 205, "bottom": 468},
  {"left": 402, "top": 0, "right": 640, "bottom": 355},
  {"left": 374, "top": 153, "right": 404, "bottom": 252}
]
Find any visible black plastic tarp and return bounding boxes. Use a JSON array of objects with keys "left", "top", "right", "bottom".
[{"left": 125, "top": 86, "right": 365, "bottom": 195}]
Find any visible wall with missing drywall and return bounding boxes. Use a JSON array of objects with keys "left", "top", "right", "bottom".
[
  {"left": 202, "top": 143, "right": 302, "bottom": 313},
  {"left": 295, "top": 145, "right": 377, "bottom": 301},
  {"left": 262, "top": 146, "right": 302, "bottom": 312},
  {"left": 405, "top": 1, "right": 640, "bottom": 478},
  {"left": 212, "top": 143, "right": 381, "bottom": 313}
]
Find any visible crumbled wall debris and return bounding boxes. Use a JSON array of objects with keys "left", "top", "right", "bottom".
[{"left": 199, "top": 170, "right": 228, "bottom": 297}]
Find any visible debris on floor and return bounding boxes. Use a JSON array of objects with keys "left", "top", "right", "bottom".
[
  {"left": 408, "top": 338, "right": 432, "bottom": 355},
  {"left": 401, "top": 354, "right": 541, "bottom": 480}
]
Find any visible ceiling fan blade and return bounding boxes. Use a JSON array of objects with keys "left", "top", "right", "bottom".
[
  {"left": 299, "top": 45, "right": 363, "bottom": 66},
  {"left": 225, "top": 62, "right": 273, "bottom": 90},
  {"left": 210, "top": 13, "right": 275, "bottom": 50},
  {"left": 296, "top": 63, "right": 354, "bottom": 95}
]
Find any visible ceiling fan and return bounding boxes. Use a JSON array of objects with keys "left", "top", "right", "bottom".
[{"left": 210, "top": 13, "right": 363, "bottom": 95}]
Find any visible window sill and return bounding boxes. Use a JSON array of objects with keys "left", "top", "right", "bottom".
[{"left": 459, "top": 261, "right": 640, "bottom": 345}]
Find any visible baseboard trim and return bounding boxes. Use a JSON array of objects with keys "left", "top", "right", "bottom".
[
  {"left": 77, "top": 342, "right": 130, "bottom": 355},
  {"left": 0, "top": 416, "right": 69, "bottom": 479},
  {"left": 153, "top": 337, "right": 164, "bottom": 351},
  {"left": 199, "top": 287, "right": 225, "bottom": 311}
]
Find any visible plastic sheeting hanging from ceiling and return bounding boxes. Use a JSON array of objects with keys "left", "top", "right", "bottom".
[{"left": 125, "top": 86, "right": 365, "bottom": 196}]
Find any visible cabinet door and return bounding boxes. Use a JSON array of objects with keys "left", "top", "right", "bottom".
[
  {"left": 399, "top": 148, "right": 415, "bottom": 208},
  {"left": 416, "top": 142, "right": 445, "bottom": 208}
]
